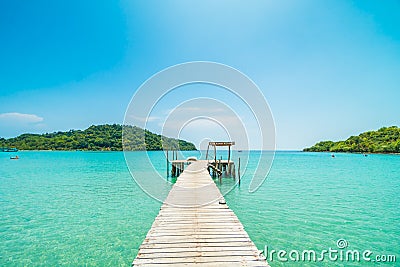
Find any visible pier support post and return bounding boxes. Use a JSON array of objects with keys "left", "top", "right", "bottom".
[
  {"left": 214, "top": 145, "right": 217, "bottom": 167},
  {"left": 172, "top": 164, "right": 176, "bottom": 177},
  {"left": 166, "top": 149, "right": 169, "bottom": 178},
  {"left": 228, "top": 145, "right": 231, "bottom": 164},
  {"left": 238, "top": 157, "right": 241, "bottom": 185}
]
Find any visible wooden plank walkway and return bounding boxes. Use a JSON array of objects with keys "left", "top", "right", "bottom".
[{"left": 133, "top": 160, "right": 269, "bottom": 267}]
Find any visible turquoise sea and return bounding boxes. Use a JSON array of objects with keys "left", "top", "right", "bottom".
[{"left": 1, "top": 151, "right": 399, "bottom": 266}]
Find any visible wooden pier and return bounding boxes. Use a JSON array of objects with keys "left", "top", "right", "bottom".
[{"left": 133, "top": 160, "right": 269, "bottom": 266}]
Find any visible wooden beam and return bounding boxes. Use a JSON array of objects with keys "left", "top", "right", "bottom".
[{"left": 209, "top": 141, "right": 235, "bottom": 146}]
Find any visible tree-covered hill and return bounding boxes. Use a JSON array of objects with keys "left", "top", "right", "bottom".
[
  {"left": 304, "top": 126, "right": 400, "bottom": 153},
  {"left": 0, "top": 124, "right": 197, "bottom": 151}
]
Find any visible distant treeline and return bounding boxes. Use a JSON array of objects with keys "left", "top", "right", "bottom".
[
  {"left": 304, "top": 126, "right": 400, "bottom": 153},
  {"left": 0, "top": 124, "right": 197, "bottom": 151}
]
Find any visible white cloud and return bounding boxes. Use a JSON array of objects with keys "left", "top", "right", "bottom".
[
  {"left": 0, "top": 112, "right": 44, "bottom": 123},
  {"left": 165, "top": 107, "right": 225, "bottom": 115},
  {"left": 128, "top": 115, "right": 160, "bottom": 123}
]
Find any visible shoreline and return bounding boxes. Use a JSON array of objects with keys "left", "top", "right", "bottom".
[
  {"left": 5, "top": 150, "right": 400, "bottom": 155},
  {"left": 303, "top": 150, "right": 400, "bottom": 155},
  {"left": 7, "top": 149, "right": 199, "bottom": 152}
]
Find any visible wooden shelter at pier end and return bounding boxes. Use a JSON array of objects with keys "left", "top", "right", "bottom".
[{"left": 206, "top": 141, "right": 235, "bottom": 163}]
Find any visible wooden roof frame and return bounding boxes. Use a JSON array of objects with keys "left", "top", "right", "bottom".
[
  {"left": 206, "top": 141, "right": 235, "bottom": 164},
  {"left": 208, "top": 141, "right": 235, "bottom": 146}
]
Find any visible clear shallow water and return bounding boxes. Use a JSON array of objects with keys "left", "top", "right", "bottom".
[{"left": 0, "top": 151, "right": 399, "bottom": 266}]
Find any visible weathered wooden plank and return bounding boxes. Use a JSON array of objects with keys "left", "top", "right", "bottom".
[
  {"left": 138, "top": 246, "right": 259, "bottom": 253},
  {"left": 134, "top": 263, "right": 267, "bottom": 267},
  {"left": 143, "top": 237, "right": 251, "bottom": 245},
  {"left": 158, "top": 211, "right": 234, "bottom": 215},
  {"left": 146, "top": 230, "right": 245, "bottom": 235},
  {"left": 137, "top": 250, "right": 262, "bottom": 258},
  {"left": 138, "top": 241, "right": 258, "bottom": 249},
  {"left": 147, "top": 225, "right": 244, "bottom": 230},
  {"left": 143, "top": 235, "right": 251, "bottom": 241},
  {"left": 156, "top": 214, "right": 235, "bottom": 218},
  {"left": 133, "top": 255, "right": 266, "bottom": 264},
  {"left": 153, "top": 220, "right": 241, "bottom": 224}
]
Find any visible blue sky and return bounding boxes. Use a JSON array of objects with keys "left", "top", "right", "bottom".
[{"left": 0, "top": 0, "right": 399, "bottom": 149}]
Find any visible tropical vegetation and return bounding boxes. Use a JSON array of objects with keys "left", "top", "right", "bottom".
[
  {"left": 304, "top": 126, "right": 400, "bottom": 153},
  {"left": 0, "top": 124, "right": 196, "bottom": 151}
]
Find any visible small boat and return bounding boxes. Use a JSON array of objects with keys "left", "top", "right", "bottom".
[
  {"left": 1, "top": 147, "right": 18, "bottom": 152},
  {"left": 10, "top": 156, "right": 19, "bottom": 160}
]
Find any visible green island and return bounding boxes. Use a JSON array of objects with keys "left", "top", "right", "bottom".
[
  {"left": 0, "top": 124, "right": 197, "bottom": 151},
  {"left": 304, "top": 126, "right": 400, "bottom": 153}
]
